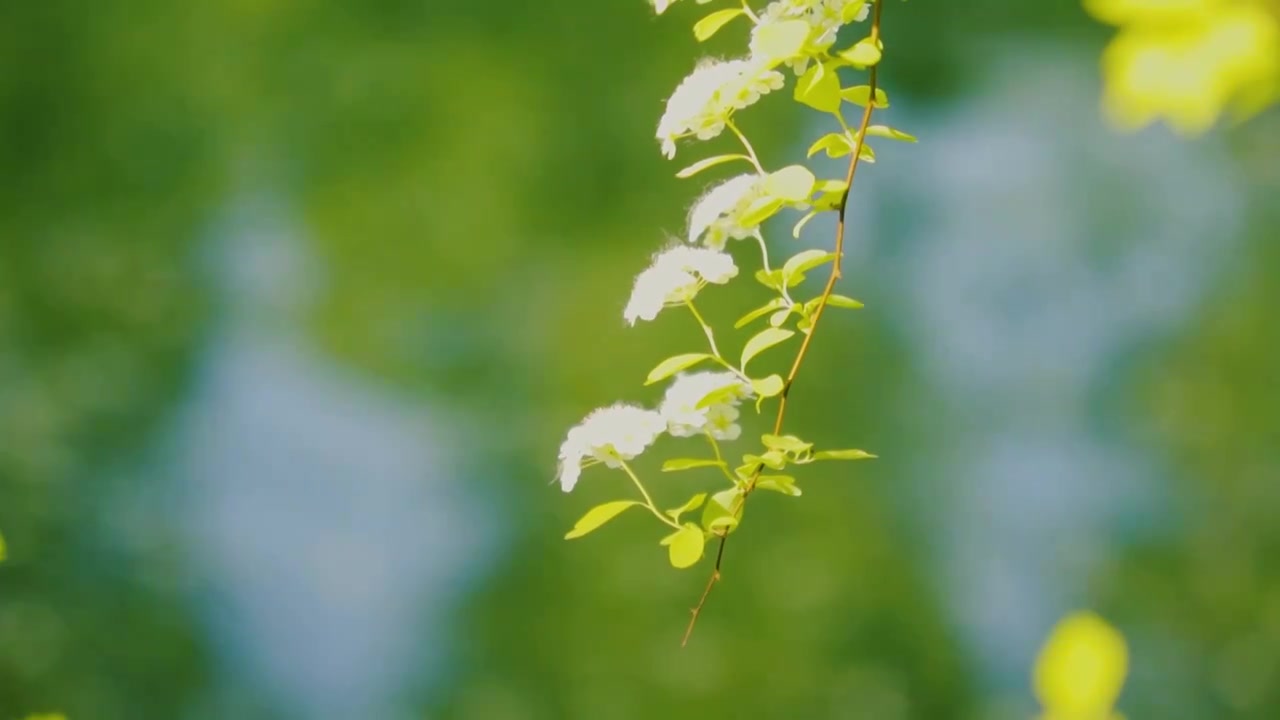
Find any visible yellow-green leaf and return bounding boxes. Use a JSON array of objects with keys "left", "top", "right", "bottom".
[
  {"left": 841, "top": 85, "right": 890, "bottom": 107},
  {"left": 645, "top": 353, "right": 713, "bottom": 385},
  {"left": 741, "top": 327, "right": 796, "bottom": 369},
  {"left": 751, "top": 374, "right": 785, "bottom": 398},
  {"left": 738, "top": 195, "right": 784, "bottom": 227},
  {"left": 792, "top": 210, "right": 821, "bottom": 238},
  {"left": 825, "top": 294, "right": 864, "bottom": 309},
  {"left": 795, "top": 62, "right": 842, "bottom": 112},
  {"left": 807, "top": 132, "right": 855, "bottom": 158},
  {"left": 666, "top": 493, "right": 708, "bottom": 520},
  {"left": 840, "top": 0, "right": 868, "bottom": 22},
  {"left": 811, "top": 449, "right": 877, "bottom": 460},
  {"left": 756, "top": 475, "right": 802, "bottom": 496},
  {"left": 751, "top": 19, "right": 811, "bottom": 63},
  {"left": 675, "top": 153, "right": 753, "bottom": 178},
  {"left": 762, "top": 434, "right": 813, "bottom": 452},
  {"left": 783, "top": 249, "right": 835, "bottom": 285},
  {"left": 839, "top": 37, "right": 882, "bottom": 67},
  {"left": 693, "top": 8, "right": 745, "bottom": 41},
  {"left": 764, "top": 165, "right": 816, "bottom": 202},
  {"left": 668, "top": 524, "right": 706, "bottom": 568},
  {"left": 865, "top": 125, "right": 917, "bottom": 142},
  {"left": 662, "top": 458, "right": 726, "bottom": 472},
  {"left": 735, "top": 298, "right": 787, "bottom": 328},
  {"left": 565, "top": 501, "right": 640, "bottom": 540}
]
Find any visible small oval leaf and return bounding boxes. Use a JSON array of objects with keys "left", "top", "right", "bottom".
[
  {"left": 783, "top": 249, "right": 836, "bottom": 285},
  {"left": 811, "top": 449, "right": 877, "bottom": 461},
  {"left": 795, "top": 62, "right": 842, "bottom": 112},
  {"left": 565, "top": 501, "right": 641, "bottom": 540},
  {"left": 741, "top": 328, "right": 796, "bottom": 369},
  {"left": 865, "top": 125, "right": 917, "bottom": 143},
  {"left": 840, "top": 85, "right": 890, "bottom": 108},
  {"left": 666, "top": 492, "right": 708, "bottom": 520},
  {"left": 735, "top": 298, "right": 787, "bottom": 328},
  {"left": 646, "top": 353, "right": 713, "bottom": 385},
  {"left": 751, "top": 19, "right": 811, "bottom": 62},
  {"left": 668, "top": 524, "right": 707, "bottom": 568},
  {"left": 765, "top": 165, "right": 817, "bottom": 202}
]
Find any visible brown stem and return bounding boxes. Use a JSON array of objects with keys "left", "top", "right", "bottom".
[{"left": 681, "top": 0, "right": 885, "bottom": 647}]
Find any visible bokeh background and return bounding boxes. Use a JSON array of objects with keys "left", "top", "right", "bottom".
[{"left": 2, "top": 0, "right": 1278, "bottom": 718}]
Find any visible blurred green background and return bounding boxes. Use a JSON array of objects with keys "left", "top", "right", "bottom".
[{"left": 1, "top": 0, "right": 1278, "bottom": 718}]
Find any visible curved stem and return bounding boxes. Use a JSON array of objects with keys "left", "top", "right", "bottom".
[
  {"left": 727, "top": 119, "right": 765, "bottom": 174},
  {"left": 620, "top": 461, "right": 681, "bottom": 530},
  {"left": 683, "top": 0, "right": 887, "bottom": 647},
  {"left": 705, "top": 434, "right": 741, "bottom": 486}
]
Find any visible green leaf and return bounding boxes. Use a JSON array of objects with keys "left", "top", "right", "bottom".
[
  {"left": 739, "top": 196, "right": 784, "bottom": 227},
  {"left": 645, "top": 353, "right": 713, "bottom": 385},
  {"left": 756, "top": 475, "right": 802, "bottom": 496},
  {"left": 662, "top": 458, "right": 726, "bottom": 472},
  {"left": 807, "top": 132, "right": 855, "bottom": 159},
  {"left": 841, "top": 85, "right": 890, "bottom": 107},
  {"left": 751, "top": 19, "right": 811, "bottom": 63},
  {"left": 865, "top": 125, "right": 917, "bottom": 143},
  {"left": 839, "top": 37, "right": 882, "bottom": 67},
  {"left": 666, "top": 493, "right": 708, "bottom": 520},
  {"left": 792, "top": 210, "right": 820, "bottom": 239},
  {"left": 753, "top": 268, "right": 785, "bottom": 290},
  {"left": 764, "top": 165, "right": 816, "bottom": 202},
  {"left": 702, "top": 487, "right": 743, "bottom": 533},
  {"left": 751, "top": 374, "right": 785, "bottom": 398},
  {"left": 693, "top": 8, "right": 745, "bottom": 41},
  {"left": 826, "top": 294, "right": 865, "bottom": 309},
  {"left": 858, "top": 142, "right": 877, "bottom": 163},
  {"left": 741, "top": 327, "right": 795, "bottom": 369},
  {"left": 759, "top": 450, "right": 788, "bottom": 470},
  {"left": 675, "top": 153, "right": 753, "bottom": 178},
  {"left": 761, "top": 434, "right": 813, "bottom": 453},
  {"left": 668, "top": 524, "right": 706, "bottom": 568},
  {"left": 783, "top": 249, "right": 836, "bottom": 286},
  {"left": 768, "top": 308, "right": 792, "bottom": 327},
  {"left": 815, "top": 179, "right": 849, "bottom": 193},
  {"left": 696, "top": 383, "right": 744, "bottom": 410},
  {"left": 840, "top": 0, "right": 868, "bottom": 22},
  {"left": 565, "top": 501, "right": 641, "bottom": 539},
  {"left": 795, "top": 62, "right": 841, "bottom": 113},
  {"left": 735, "top": 298, "right": 787, "bottom": 328},
  {"left": 812, "top": 449, "right": 878, "bottom": 461}
]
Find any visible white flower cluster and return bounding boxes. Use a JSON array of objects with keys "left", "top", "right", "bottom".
[
  {"left": 624, "top": 245, "right": 739, "bottom": 325},
  {"left": 657, "top": 59, "right": 786, "bottom": 159},
  {"left": 687, "top": 173, "right": 768, "bottom": 249},
  {"left": 556, "top": 373, "right": 754, "bottom": 492},
  {"left": 557, "top": 404, "right": 666, "bottom": 492},
  {"left": 661, "top": 371, "right": 753, "bottom": 441}
]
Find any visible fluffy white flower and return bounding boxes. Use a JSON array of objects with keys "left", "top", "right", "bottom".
[
  {"left": 657, "top": 58, "right": 786, "bottom": 158},
  {"left": 660, "top": 371, "right": 753, "bottom": 440},
  {"left": 557, "top": 404, "right": 667, "bottom": 492},
  {"left": 687, "top": 173, "right": 768, "bottom": 249},
  {"left": 650, "top": 0, "right": 715, "bottom": 16},
  {"left": 624, "top": 245, "right": 739, "bottom": 325},
  {"left": 758, "top": 0, "right": 873, "bottom": 74}
]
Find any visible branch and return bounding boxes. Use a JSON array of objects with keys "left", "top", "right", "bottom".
[{"left": 682, "top": 0, "right": 886, "bottom": 647}]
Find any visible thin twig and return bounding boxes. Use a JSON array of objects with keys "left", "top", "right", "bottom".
[{"left": 681, "top": 0, "right": 886, "bottom": 647}]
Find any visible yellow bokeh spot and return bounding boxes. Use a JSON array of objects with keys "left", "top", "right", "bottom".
[
  {"left": 1034, "top": 612, "right": 1129, "bottom": 720},
  {"left": 1086, "top": 0, "right": 1280, "bottom": 135}
]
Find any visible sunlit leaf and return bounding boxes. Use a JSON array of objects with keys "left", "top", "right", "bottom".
[
  {"left": 565, "top": 501, "right": 641, "bottom": 540},
  {"left": 693, "top": 8, "right": 745, "bottom": 41},
  {"left": 811, "top": 449, "right": 877, "bottom": 461},
  {"left": 765, "top": 165, "right": 816, "bottom": 202},
  {"left": 1034, "top": 612, "right": 1129, "bottom": 717},
  {"left": 662, "top": 458, "right": 726, "bottom": 472},
  {"left": 841, "top": 85, "right": 890, "bottom": 107},
  {"left": 666, "top": 493, "right": 708, "bottom": 520},
  {"left": 755, "top": 475, "right": 801, "bottom": 496},
  {"left": 807, "top": 132, "right": 854, "bottom": 159},
  {"left": 865, "top": 124, "right": 917, "bottom": 142},
  {"left": 645, "top": 353, "right": 713, "bottom": 385},
  {"left": 752, "top": 19, "right": 811, "bottom": 63},
  {"left": 668, "top": 523, "right": 706, "bottom": 568},
  {"left": 795, "top": 62, "right": 841, "bottom": 112},
  {"left": 739, "top": 195, "right": 784, "bottom": 227},
  {"left": 741, "top": 328, "right": 795, "bottom": 369},
  {"left": 751, "top": 374, "right": 785, "bottom": 398},
  {"left": 676, "top": 153, "right": 753, "bottom": 178},
  {"left": 839, "top": 37, "right": 882, "bottom": 67},
  {"left": 736, "top": 298, "right": 787, "bottom": 328},
  {"left": 783, "top": 249, "right": 836, "bottom": 286},
  {"left": 761, "top": 434, "right": 813, "bottom": 453}
]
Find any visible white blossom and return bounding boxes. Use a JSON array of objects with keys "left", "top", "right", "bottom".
[
  {"left": 687, "top": 173, "right": 768, "bottom": 249},
  {"left": 650, "top": 0, "right": 716, "bottom": 16},
  {"left": 624, "top": 245, "right": 739, "bottom": 325},
  {"left": 657, "top": 58, "right": 786, "bottom": 158},
  {"left": 757, "top": 0, "right": 873, "bottom": 74},
  {"left": 660, "top": 371, "right": 753, "bottom": 441},
  {"left": 557, "top": 404, "right": 667, "bottom": 492}
]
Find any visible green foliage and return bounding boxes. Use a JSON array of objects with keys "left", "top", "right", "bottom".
[{"left": 565, "top": 501, "right": 642, "bottom": 539}]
